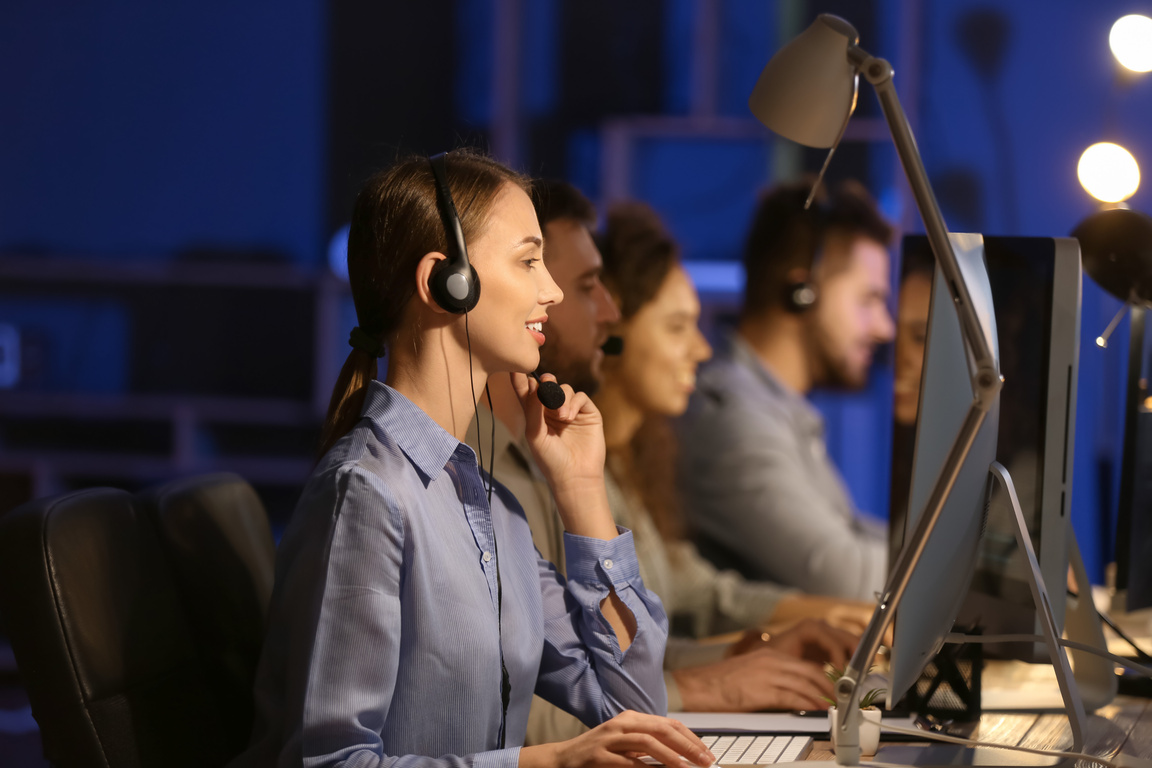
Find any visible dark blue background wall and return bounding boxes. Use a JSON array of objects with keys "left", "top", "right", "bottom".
[{"left": 0, "top": 0, "right": 325, "bottom": 263}]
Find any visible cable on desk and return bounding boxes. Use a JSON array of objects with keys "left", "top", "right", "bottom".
[
  {"left": 1061, "top": 639, "right": 1152, "bottom": 676},
  {"left": 944, "top": 632, "right": 1152, "bottom": 677},
  {"left": 1066, "top": 588, "right": 1152, "bottom": 663},
  {"left": 1095, "top": 609, "right": 1152, "bottom": 663}
]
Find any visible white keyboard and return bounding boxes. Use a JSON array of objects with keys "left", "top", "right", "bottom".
[
  {"left": 701, "top": 734, "right": 813, "bottom": 765},
  {"left": 643, "top": 734, "right": 813, "bottom": 766}
]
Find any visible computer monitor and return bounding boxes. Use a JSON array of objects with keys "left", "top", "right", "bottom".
[
  {"left": 885, "top": 233, "right": 1001, "bottom": 705},
  {"left": 889, "top": 236, "right": 1081, "bottom": 697}
]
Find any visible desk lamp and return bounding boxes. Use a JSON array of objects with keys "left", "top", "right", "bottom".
[
  {"left": 1073, "top": 207, "right": 1152, "bottom": 311},
  {"left": 1073, "top": 207, "right": 1152, "bottom": 612},
  {"left": 748, "top": 14, "right": 1003, "bottom": 765}
]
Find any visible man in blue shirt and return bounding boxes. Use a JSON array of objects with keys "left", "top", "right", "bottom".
[{"left": 679, "top": 178, "right": 895, "bottom": 601}]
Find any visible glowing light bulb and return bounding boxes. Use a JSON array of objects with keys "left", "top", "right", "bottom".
[
  {"left": 1110, "top": 15, "right": 1152, "bottom": 73},
  {"left": 1078, "top": 143, "right": 1141, "bottom": 203}
]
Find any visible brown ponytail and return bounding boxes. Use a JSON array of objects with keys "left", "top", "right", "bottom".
[
  {"left": 317, "top": 149, "right": 528, "bottom": 459},
  {"left": 317, "top": 348, "right": 379, "bottom": 461}
]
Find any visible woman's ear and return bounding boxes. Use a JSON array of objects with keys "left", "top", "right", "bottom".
[{"left": 414, "top": 251, "right": 454, "bottom": 314}]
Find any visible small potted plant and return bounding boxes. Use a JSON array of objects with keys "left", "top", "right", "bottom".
[{"left": 825, "top": 666, "right": 886, "bottom": 757}]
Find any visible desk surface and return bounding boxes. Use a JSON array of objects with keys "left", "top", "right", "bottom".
[{"left": 805, "top": 695, "right": 1152, "bottom": 762}]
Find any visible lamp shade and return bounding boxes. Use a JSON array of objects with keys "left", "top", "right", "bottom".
[
  {"left": 1072, "top": 207, "right": 1152, "bottom": 307},
  {"left": 748, "top": 14, "right": 859, "bottom": 148}
]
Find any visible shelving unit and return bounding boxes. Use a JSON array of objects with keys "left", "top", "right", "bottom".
[{"left": 0, "top": 255, "right": 350, "bottom": 521}]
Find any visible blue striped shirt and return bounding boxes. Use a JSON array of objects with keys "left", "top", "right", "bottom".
[{"left": 235, "top": 381, "right": 668, "bottom": 768}]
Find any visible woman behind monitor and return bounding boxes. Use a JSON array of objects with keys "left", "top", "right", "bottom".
[{"left": 233, "top": 151, "right": 713, "bottom": 768}]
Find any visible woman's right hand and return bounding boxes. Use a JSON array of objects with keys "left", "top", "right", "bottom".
[
  {"left": 510, "top": 371, "right": 617, "bottom": 541},
  {"left": 511, "top": 372, "right": 607, "bottom": 495},
  {"left": 672, "top": 647, "right": 834, "bottom": 713},
  {"left": 520, "top": 711, "right": 716, "bottom": 768}
]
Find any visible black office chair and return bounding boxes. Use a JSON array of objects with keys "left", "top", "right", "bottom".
[
  {"left": 0, "top": 487, "right": 236, "bottom": 767},
  {"left": 136, "top": 472, "right": 276, "bottom": 756}
]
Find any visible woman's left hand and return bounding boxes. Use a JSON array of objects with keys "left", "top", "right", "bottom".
[{"left": 511, "top": 372, "right": 606, "bottom": 493}]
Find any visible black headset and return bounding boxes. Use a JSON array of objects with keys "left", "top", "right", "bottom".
[
  {"left": 785, "top": 277, "right": 819, "bottom": 312},
  {"left": 428, "top": 152, "right": 481, "bottom": 313}
]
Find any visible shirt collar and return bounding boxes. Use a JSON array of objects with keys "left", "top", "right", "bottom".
[
  {"left": 728, "top": 332, "right": 791, "bottom": 398},
  {"left": 727, "top": 332, "right": 825, "bottom": 435},
  {"left": 361, "top": 380, "right": 477, "bottom": 483}
]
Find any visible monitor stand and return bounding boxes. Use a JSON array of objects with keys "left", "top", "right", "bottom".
[
  {"left": 887, "top": 464, "right": 1115, "bottom": 764},
  {"left": 787, "top": 463, "right": 1115, "bottom": 768},
  {"left": 1062, "top": 522, "right": 1118, "bottom": 714},
  {"left": 870, "top": 464, "right": 1112, "bottom": 766},
  {"left": 975, "top": 462, "right": 1115, "bottom": 752}
]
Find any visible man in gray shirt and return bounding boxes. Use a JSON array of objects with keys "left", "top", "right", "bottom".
[{"left": 679, "top": 178, "right": 895, "bottom": 601}]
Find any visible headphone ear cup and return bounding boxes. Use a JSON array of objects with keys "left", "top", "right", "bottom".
[
  {"left": 430, "top": 260, "right": 481, "bottom": 313},
  {"left": 785, "top": 281, "right": 818, "bottom": 313}
]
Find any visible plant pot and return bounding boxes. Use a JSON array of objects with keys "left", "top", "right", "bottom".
[{"left": 829, "top": 706, "right": 882, "bottom": 757}]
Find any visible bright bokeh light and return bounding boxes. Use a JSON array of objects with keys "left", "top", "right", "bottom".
[
  {"left": 1078, "top": 142, "right": 1141, "bottom": 203},
  {"left": 1110, "top": 14, "right": 1152, "bottom": 73}
]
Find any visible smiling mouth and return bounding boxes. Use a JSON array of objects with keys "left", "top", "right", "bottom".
[{"left": 526, "top": 320, "right": 546, "bottom": 345}]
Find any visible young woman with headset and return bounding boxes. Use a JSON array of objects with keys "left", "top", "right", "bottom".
[{"left": 232, "top": 150, "right": 714, "bottom": 768}]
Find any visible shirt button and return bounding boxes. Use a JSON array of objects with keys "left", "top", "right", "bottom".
[
  {"left": 603, "top": 558, "right": 614, "bottom": 570},
  {"left": 483, "top": 551, "right": 492, "bottom": 562}
]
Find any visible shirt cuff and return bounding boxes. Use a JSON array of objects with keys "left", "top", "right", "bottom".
[
  {"left": 473, "top": 746, "right": 521, "bottom": 768},
  {"left": 562, "top": 526, "right": 641, "bottom": 589}
]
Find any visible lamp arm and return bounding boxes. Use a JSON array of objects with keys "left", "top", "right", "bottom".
[
  {"left": 851, "top": 49, "right": 1001, "bottom": 407},
  {"left": 832, "top": 405, "right": 990, "bottom": 765}
]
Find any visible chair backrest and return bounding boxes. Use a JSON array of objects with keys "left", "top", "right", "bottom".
[
  {"left": 0, "top": 488, "right": 235, "bottom": 767},
  {"left": 135, "top": 472, "right": 276, "bottom": 754}
]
